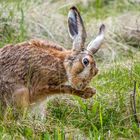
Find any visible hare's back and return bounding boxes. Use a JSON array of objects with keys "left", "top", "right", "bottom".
[{"left": 0, "top": 40, "right": 67, "bottom": 90}]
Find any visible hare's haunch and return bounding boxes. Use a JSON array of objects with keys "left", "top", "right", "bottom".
[{"left": 0, "top": 6, "right": 105, "bottom": 111}]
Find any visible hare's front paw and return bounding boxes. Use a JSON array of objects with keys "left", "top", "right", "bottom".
[{"left": 81, "top": 87, "right": 96, "bottom": 99}]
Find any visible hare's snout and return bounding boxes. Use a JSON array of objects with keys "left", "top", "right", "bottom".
[
  {"left": 94, "top": 67, "right": 99, "bottom": 76},
  {"left": 73, "top": 67, "right": 98, "bottom": 90}
]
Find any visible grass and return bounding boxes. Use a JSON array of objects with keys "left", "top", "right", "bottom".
[
  {"left": 0, "top": 0, "right": 140, "bottom": 139},
  {"left": 0, "top": 62, "right": 140, "bottom": 139}
]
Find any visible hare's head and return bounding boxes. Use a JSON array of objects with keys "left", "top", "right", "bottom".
[{"left": 64, "top": 6, "right": 105, "bottom": 90}]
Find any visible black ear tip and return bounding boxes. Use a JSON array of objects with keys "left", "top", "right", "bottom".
[
  {"left": 100, "top": 24, "right": 105, "bottom": 30},
  {"left": 99, "top": 24, "right": 105, "bottom": 34},
  {"left": 70, "top": 6, "right": 78, "bottom": 12}
]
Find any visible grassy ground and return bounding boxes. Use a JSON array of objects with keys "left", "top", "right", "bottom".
[{"left": 0, "top": 0, "right": 140, "bottom": 139}]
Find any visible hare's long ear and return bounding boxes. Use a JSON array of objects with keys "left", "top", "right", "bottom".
[
  {"left": 68, "top": 6, "right": 87, "bottom": 52},
  {"left": 87, "top": 24, "right": 105, "bottom": 54}
]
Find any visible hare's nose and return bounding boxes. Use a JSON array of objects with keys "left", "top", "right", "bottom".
[{"left": 95, "top": 68, "right": 98, "bottom": 75}]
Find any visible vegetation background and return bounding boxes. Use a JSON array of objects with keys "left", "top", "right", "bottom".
[{"left": 0, "top": 0, "right": 140, "bottom": 139}]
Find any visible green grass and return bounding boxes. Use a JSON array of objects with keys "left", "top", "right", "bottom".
[
  {"left": 0, "top": 0, "right": 140, "bottom": 139},
  {"left": 0, "top": 62, "right": 139, "bottom": 139}
]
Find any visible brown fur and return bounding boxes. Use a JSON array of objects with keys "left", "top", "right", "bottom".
[
  {"left": 0, "top": 6, "right": 105, "bottom": 114},
  {"left": 0, "top": 39, "right": 96, "bottom": 111}
]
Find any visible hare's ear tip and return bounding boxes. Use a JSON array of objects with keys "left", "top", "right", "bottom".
[
  {"left": 99, "top": 24, "right": 105, "bottom": 33},
  {"left": 100, "top": 24, "right": 105, "bottom": 30},
  {"left": 70, "top": 6, "right": 78, "bottom": 11}
]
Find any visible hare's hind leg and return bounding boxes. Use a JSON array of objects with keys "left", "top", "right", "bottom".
[{"left": 12, "top": 87, "right": 30, "bottom": 109}]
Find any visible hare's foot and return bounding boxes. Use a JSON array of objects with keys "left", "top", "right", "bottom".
[
  {"left": 79, "top": 87, "right": 96, "bottom": 99},
  {"left": 29, "top": 101, "right": 47, "bottom": 121}
]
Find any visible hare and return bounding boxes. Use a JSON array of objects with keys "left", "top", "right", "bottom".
[{"left": 0, "top": 6, "right": 105, "bottom": 111}]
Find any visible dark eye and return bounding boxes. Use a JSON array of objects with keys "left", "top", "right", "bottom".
[{"left": 82, "top": 58, "right": 89, "bottom": 66}]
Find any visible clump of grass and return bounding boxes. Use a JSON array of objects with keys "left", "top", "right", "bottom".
[{"left": 0, "top": 1, "right": 28, "bottom": 47}]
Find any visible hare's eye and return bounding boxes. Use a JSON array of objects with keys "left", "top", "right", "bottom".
[{"left": 82, "top": 58, "right": 89, "bottom": 66}]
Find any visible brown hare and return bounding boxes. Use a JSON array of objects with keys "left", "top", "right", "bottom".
[{"left": 0, "top": 6, "right": 105, "bottom": 111}]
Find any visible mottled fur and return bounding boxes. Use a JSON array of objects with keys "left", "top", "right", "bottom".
[
  {"left": 0, "top": 39, "right": 96, "bottom": 109},
  {"left": 0, "top": 6, "right": 105, "bottom": 113}
]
